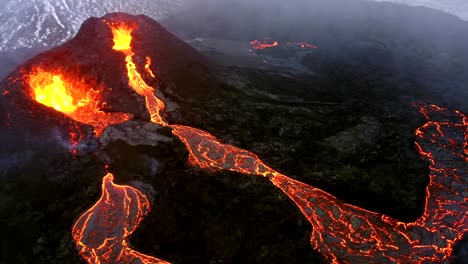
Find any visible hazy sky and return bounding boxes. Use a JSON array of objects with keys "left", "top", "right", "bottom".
[{"left": 372, "top": 0, "right": 468, "bottom": 20}]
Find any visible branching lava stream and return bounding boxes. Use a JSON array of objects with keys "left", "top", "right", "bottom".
[
  {"left": 72, "top": 173, "right": 169, "bottom": 264},
  {"left": 25, "top": 20, "right": 466, "bottom": 263}
]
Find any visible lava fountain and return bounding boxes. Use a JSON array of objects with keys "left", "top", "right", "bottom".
[{"left": 27, "top": 67, "right": 131, "bottom": 136}]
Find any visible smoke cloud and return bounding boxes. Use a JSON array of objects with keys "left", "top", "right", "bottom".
[{"left": 163, "top": 0, "right": 468, "bottom": 111}]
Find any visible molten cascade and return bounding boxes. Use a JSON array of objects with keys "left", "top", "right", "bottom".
[
  {"left": 32, "top": 75, "right": 77, "bottom": 113},
  {"left": 109, "top": 22, "right": 133, "bottom": 51},
  {"left": 71, "top": 19, "right": 466, "bottom": 264},
  {"left": 27, "top": 68, "right": 131, "bottom": 136},
  {"left": 145, "top": 57, "right": 157, "bottom": 78},
  {"left": 107, "top": 22, "right": 167, "bottom": 126},
  {"left": 72, "top": 173, "right": 170, "bottom": 264},
  {"left": 69, "top": 22, "right": 173, "bottom": 264}
]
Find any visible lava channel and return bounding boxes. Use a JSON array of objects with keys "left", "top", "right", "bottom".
[
  {"left": 250, "top": 38, "right": 279, "bottom": 50},
  {"left": 103, "top": 21, "right": 467, "bottom": 263},
  {"left": 23, "top": 19, "right": 466, "bottom": 264},
  {"left": 72, "top": 173, "right": 170, "bottom": 264}
]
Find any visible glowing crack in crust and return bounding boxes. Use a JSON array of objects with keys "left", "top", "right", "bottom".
[
  {"left": 72, "top": 173, "right": 170, "bottom": 264},
  {"left": 25, "top": 19, "right": 467, "bottom": 264},
  {"left": 104, "top": 22, "right": 467, "bottom": 263}
]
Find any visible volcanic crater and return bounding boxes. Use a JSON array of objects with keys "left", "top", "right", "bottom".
[{"left": 0, "top": 11, "right": 466, "bottom": 264}]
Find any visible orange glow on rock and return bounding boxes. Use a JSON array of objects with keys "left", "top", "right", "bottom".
[
  {"left": 70, "top": 19, "right": 466, "bottom": 264},
  {"left": 108, "top": 23, "right": 134, "bottom": 51},
  {"left": 286, "top": 41, "right": 318, "bottom": 49},
  {"left": 72, "top": 173, "right": 170, "bottom": 264},
  {"left": 31, "top": 74, "right": 78, "bottom": 113},
  {"left": 172, "top": 102, "right": 467, "bottom": 263},
  {"left": 70, "top": 21, "right": 172, "bottom": 264},
  {"left": 250, "top": 39, "right": 279, "bottom": 50},
  {"left": 250, "top": 39, "right": 317, "bottom": 50},
  {"left": 172, "top": 125, "right": 275, "bottom": 176},
  {"left": 27, "top": 68, "right": 131, "bottom": 135},
  {"left": 108, "top": 23, "right": 167, "bottom": 126},
  {"left": 145, "top": 57, "right": 156, "bottom": 78}
]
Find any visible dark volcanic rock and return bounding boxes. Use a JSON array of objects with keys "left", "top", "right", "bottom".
[
  {"left": 0, "top": 97, "right": 103, "bottom": 264},
  {"left": 160, "top": 64, "right": 430, "bottom": 221},
  {"left": 452, "top": 233, "right": 468, "bottom": 264},
  {"left": 0, "top": 12, "right": 325, "bottom": 264},
  {"left": 1, "top": 6, "right": 452, "bottom": 263},
  {"left": 158, "top": 0, "right": 468, "bottom": 221},
  {"left": 103, "top": 132, "right": 324, "bottom": 264}
]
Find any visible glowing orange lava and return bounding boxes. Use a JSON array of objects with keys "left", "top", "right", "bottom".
[
  {"left": 109, "top": 23, "right": 133, "bottom": 51},
  {"left": 174, "top": 102, "right": 467, "bottom": 263},
  {"left": 286, "top": 41, "right": 318, "bottom": 49},
  {"left": 31, "top": 74, "right": 78, "bottom": 113},
  {"left": 70, "top": 20, "right": 466, "bottom": 264},
  {"left": 250, "top": 39, "right": 317, "bottom": 50},
  {"left": 145, "top": 57, "right": 156, "bottom": 78},
  {"left": 107, "top": 22, "right": 167, "bottom": 126},
  {"left": 250, "top": 39, "right": 279, "bottom": 50},
  {"left": 27, "top": 68, "right": 131, "bottom": 136},
  {"left": 172, "top": 125, "right": 276, "bottom": 176},
  {"left": 70, "top": 22, "right": 172, "bottom": 264},
  {"left": 72, "top": 173, "right": 170, "bottom": 264}
]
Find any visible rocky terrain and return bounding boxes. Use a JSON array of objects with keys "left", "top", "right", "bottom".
[{"left": 0, "top": 1, "right": 467, "bottom": 263}]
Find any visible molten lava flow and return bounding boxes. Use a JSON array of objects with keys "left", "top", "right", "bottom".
[
  {"left": 107, "top": 22, "right": 167, "bottom": 126},
  {"left": 32, "top": 75, "right": 77, "bottom": 113},
  {"left": 145, "top": 57, "right": 156, "bottom": 78},
  {"left": 72, "top": 173, "right": 170, "bottom": 264},
  {"left": 110, "top": 23, "right": 133, "bottom": 51},
  {"left": 171, "top": 125, "right": 275, "bottom": 176},
  {"left": 250, "top": 39, "right": 317, "bottom": 50},
  {"left": 173, "top": 102, "right": 467, "bottom": 263},
  {"left": 27, "top": 68, "right": 131, "bottom": 136},
  {"left": 72, "top": 20, "right": 466, "bottom": 264},
  {"left": 250, "top": 39, "right": 279, "bottom": 50},
  {"left": 271, "top": 103, "right": 467, "bottom": 263},
  {"left": 286, "top": 41, "right": 318, "bottom": 49},
  {"left": 69, "top": 22, "right": 173, "bottom": 264}
]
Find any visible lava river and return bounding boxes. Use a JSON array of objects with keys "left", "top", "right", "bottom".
[
  {"left": 250, "top": 38, "right": 317, "bottom": 50},
  {"left": 26, "top": 21, "right": 467, "bottom": 263},
  {"left": 71, "top": 172, "right": 170, "bottom": 264}
]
